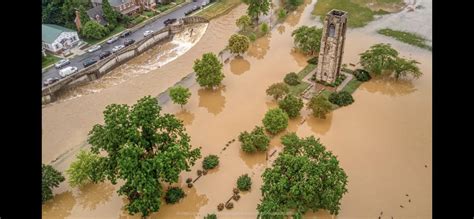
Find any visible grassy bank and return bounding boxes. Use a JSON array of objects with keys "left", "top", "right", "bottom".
[
  {"left": 377, "top": 28, "right": 432, "bottom": 50},
  {"left": 288, "top": 64, "right": 316, "bottom": 96},
  {"left": 312, "top": 0, "right": 404, "bottom": 28},
  {"left": 42, "top": 54, "right": 60, "bottom": 68},
  {"left": 197, "top": 0, "right": 242, "bottom": 20}
]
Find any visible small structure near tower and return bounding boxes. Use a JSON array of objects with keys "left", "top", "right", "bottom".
[{"left": 315, "top": 9, "right": 348, "bottom": 84}]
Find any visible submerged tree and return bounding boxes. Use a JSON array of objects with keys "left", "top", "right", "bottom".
[
  {"left": 266, "top": 83, "right": 289, "bottom": 100},
  {"left": 292, "top": 26, "right": 323, "bottom": 55},
  {"left": 236, "top": 15, "right": 252, "bottom": 31},
  {"left": 257, "top": 133, "right": 348, "bottom": 218},
  {"left": 391, "top": 57, "right": 422, "bottom": 80},
  {"left": 262, "top": 108, "right": 289, "bottom": 134},
  {"left": 359, "top": 43, "right": 399, "bottom": 75},
  {"left": 66, "top": 96, "right": 201, "bottom": 217},
  {"left": 42, "top": 164, "right": 65, "bottom": 203},
  {"left": 243, "top": 0, "right": 270, "bottom": 24},
  {"left": 307, "top": 95, "right": 332, "bottom": 119},
  {"left": 278, "top": 94, "right": 303, "bottom": 118},
  {"left": 228, "top": 34, "right": 251, "bottom": 56},
  {"left": 169, "top": 86, "right": 191, "bottom": 108},
  {"left": 193, "top": 53, "right": 225, "bottom": 89},
  {"left": 239, "top": 126, "right": 270, "bottom": 153}
]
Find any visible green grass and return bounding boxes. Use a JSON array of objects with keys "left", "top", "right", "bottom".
[
  {"left": 157, "top": 0, "right": 185, "bottom": 12},
  {"left": 377, "top": 28, "right": 432, "bottom": 50},
  {"left": 144, "top": 10, "right": 158, "bottom": 17},
  {"left": 341, "top": 77, "right": 363, "bottom": 93},
  {"left": 83, "top": 24, "right": 126, "bottom": 45},
  {"left": 42, "top": 54, "right": 60, "bottom": 68},
  {"left": 196, "top": 0, "right": 242, "bottom": 20},
  {"left": 312, "top": 0, "right": 403, "bottom": 28}
]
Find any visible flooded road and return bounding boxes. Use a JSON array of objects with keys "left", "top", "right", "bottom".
[{"left": 42, "top": 0, "right": 432, "bottom": 218}]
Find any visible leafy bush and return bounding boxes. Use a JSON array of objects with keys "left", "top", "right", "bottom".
[
  {"left": 203, "top": 155, "right": 219, "bottom": 170},
  {"left": 307, "top": 56, "right": 318, "bottom": 65},
  {"left": 328, "top": 91, "right": 354, "bottom": 106},
  {"left": 130, "top": 16, "right": 146, "bottom": 26},
  {"left": 278, "top": 94, "right": 303, "bottom": 118},
  {"left": 248, "top": 32, "right": 257, "bottom": 41},
  {"left": 284, "top": 72, "right": 300, "bottom": 85},
  {"left": 278, "top": 8, "right": 287, "bottom": 20},
  {"left": 239, "top": 126, "right": 270, "bottom": 153},
  {"left": 307, "top": 95, "right": 332, "bottom": 119},
  {"left": 353, "top": 69, "right": 371, "bottom": 82},
  {"left": 42, "top": 164, "right": 65, "bottom": 203},
  {"left": 262, "top": 108, "right": 289, "bottom": 134},
  {"left": 204, "top": 214, "right": 217, "bottom": 219},
  {"left": 237, "top": 174, "right": 252, "bottom": 191},
  {"left": 316, "top": 74, "right": 346, "bottom": 87},
  {"left": 261, "top": 22, "right": 269, "bottom": 33},
  {"left": 165, "top": 187, "right": 185, "bottom": 204},
  {"left": 266, "top": 82, "right": 290, "bottom": 100}
]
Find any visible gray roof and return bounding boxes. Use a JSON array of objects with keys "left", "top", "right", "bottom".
[
  {"left": 87, "top": 6, "right": 108, "bottom": 25},
  {"left": 42, "top": 24, "right": 77, "bottom": 44},
  {"left": 93, "top": 0, "right": 132, "bottom": 7}
]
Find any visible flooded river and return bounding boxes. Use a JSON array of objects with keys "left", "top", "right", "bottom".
[{"left": 42, "top": 0, "right": 432, "bottom": 218}]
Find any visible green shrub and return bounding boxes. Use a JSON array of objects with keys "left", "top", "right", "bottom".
[
  {"left": 328, "top": 91, "right": 354, "bottom": 106},
  {"left": 262, "top": 108, "right": 289, "bottom": 134},
  {"left": 278, "top": 94, "right": 303, "bottom": 118},
  {"left": 203, "top": 155, "right": 219, "bottom": 170},
  {"left": 248, "top": 32, "right": 257, "bottom": 41},
  {"left": 42, "top": 164, "right": 65, "bottom": 203},
  {"left": 307, "top": 56, "right": 318, "bottom": 65},
  {"left": 284, "top": 72, "right": 300, "bottom": 85},
  {"left": 239, "top": 126, "right": 270, "bottom": 153},
  {"left": 261, "top": 23, "right": 269, "bottom": 33},
  {"left": 353, "top": 69, "right": 371, "bottom": 82},
  {"left": 278, "top": 9, "right": 287, "bottom": 21},
  {"left": 237, "top": 174, "right": 252, "bottom": 191},
  {"left": 204, "top": 213, "right": 217, "bottom": 219},
  {"left": 165, "top": 187, "right": 186, "bottom": 204}
]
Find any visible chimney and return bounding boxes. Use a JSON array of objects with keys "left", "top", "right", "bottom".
[{"left": 74, "top": 10, "right": 82, "bottom": 31}]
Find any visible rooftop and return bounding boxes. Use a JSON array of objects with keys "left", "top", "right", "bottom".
[
  {"left": 329, "top": 9, "right": 347, "bottom": 17},
  {"left": 42, "top": 24, "right": 77, "bottom": 44}
]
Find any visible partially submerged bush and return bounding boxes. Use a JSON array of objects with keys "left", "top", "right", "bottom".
[
  {"left": 328, "top": 91, "right": 354, "bottom": 106},
  {"left": 354, "top": 69, "right": 371, "bottom": 82},
  {"left": 284, "top": 72, "right": 300, "bottom": 85},
  {"left": 307, "top": 56, "right": 318, "bottom": 65},
  {"left": 225, "top": 202, "right": 234, "bottom": 209},
  {"left": 237, "top": 174, "right": 252, "bottom": 191},
  {"left": 204, "top": 213, "right": 217, "bottom": 219},
  {"left": 165, "top": 187, "right": 185, "bottom": 204},
  {"left": 239, "top": 126, "right": 270, "bottom": 153},
  {"left": 203, "top": 155, "right": 219, "bottom": 170},
  {"left": 218, "top": 203, "right": 225, "bottom": 211}
]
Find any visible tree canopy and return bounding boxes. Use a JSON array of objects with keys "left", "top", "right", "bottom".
[
  {"left": 244, "top": 0, "right": 270, "bottom": 23},
  {"left": 292, "top": 26, "right": 323, "bottom": 55},
  {"left": 66, "top": 96, "right": 201, "bottom": 217},
  {"left": 266, "top": 83, "right": 290, "bottom": 100},
  {"left": 307, "top": 95, "right": 332, "bottom": 119},
  {"left": 239, "top": 126, "right": 270, "bottom": 153},
  {"left": 228, "top": 34, "right": 251, "bottom": 56},
  {"left": 257, "top": 133, "right": 348, "bottom": 218},
  {"left": 359, "top": 43, "right": 399, "bottom": 75},
  {"left": 102, "top": 0, "right": 119, "bottom": 26},
  {"left": 82, "top": 20, "right": 109, "bottom": 39},
  {"left": 391, "top": 57, "right": 422, "bottom": 80},
  {"left": 193, "top": 53, "right": 225, "bottom": 89},
  {"left": 278, "top": 94, "right": 303, "bottom": 118},
  {"left": 42, "top": 164, "right": 65, "bottom": 203},
  {"left": 262, "top": 108, "right": 289, "bottom": 134},
  {"left": 169, "top": 86, "right": 191, "bottom": 108},
  {"left": 236, "top": 15, "right": 252, "bottom": 31}
]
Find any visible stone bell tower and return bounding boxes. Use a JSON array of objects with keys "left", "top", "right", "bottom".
[{"left": 315, "top": 9, "right": 348, "bottom": 84}]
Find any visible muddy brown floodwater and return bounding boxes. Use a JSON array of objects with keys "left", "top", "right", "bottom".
[{"left": 42, "top": 0, "right": 432, "bottom": 218}]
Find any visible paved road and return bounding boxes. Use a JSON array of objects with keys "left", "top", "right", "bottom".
[{"left": 42, "top": 0, "right": 208, "bottom": 86}]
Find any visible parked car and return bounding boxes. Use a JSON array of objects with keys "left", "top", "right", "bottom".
[
  {"left": 99, "top": 51, "right": 112, "bottom": 60},
  {"left": 164, "top": 18, "right": 177, "bottom": 26},
  {"left": 143, "top": 30, "right": 154, "bottom": 37},
  {"left": 87, "top": 45, "right": 101, "bottom": 53},
  {"left": 107, "top": 36, "right": 119, "bottom": 44},
  {"left": 43, "top": 77, "right": 60, "bottom": 86},
  {"left": 82, "top": 58, "right": 98, "bottom": 67},
  {"left": 59, "top": 66, "right": 78, "bottom": 77},
  {"left": 54, "top": 59, "right": 70, "bottom": 69},
  {"left": 112, "top": 45, "right": 125, "bottom": 53},
  {"left": 120, "top": 30, "right": 131, "bottom": 38},
  {"left": 124, "top": 39, "right": 135, "bottom": 46}
]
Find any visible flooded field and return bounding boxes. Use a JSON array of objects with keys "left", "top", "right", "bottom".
[{"left": 42, "top": 0, "right": 432, "bottom": 218}]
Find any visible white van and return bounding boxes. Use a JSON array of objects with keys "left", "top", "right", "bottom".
[{"left": 59, "top": 66, "right": 78, "bottom": 78}]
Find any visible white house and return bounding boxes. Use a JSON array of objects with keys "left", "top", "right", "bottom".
[{"left": 42, "top": 24, "right": 80, "bottom": 54}]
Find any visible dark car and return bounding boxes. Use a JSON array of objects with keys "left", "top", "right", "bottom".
[
  {"left": 120, "top": 30, "right": 131, "bottom": 38},
  {"left": 43, "top": 77, "right": 60, "bottom": 86},
  {"left": 83, "top": 58, "right": 98, "bottom": 67},
  {"left": 99, "top": 51, "right": 112, "bottom": 60},
  {"left": 164, "top": 18, "right": 177, "bottom": 26},
  {"left": 124, "top": 39, "right": 135, "bottom": 46}
]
